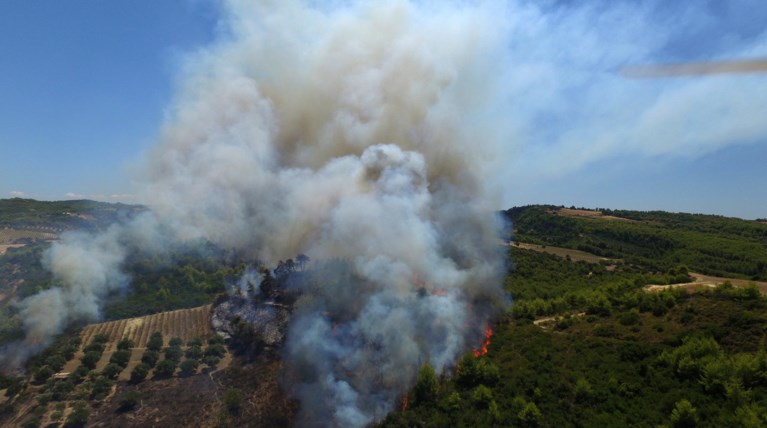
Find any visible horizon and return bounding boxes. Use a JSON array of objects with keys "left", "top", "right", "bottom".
[{"left": 2, "top": 0, "right": 766, "bottom": 219}]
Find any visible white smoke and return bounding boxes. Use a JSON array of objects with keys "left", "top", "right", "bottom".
[
  {"left": 4, "top": 0, "right": 510, "bottom": 424},
  {"left": 142, "top": 2, "right": 509, "bottom": 423}
]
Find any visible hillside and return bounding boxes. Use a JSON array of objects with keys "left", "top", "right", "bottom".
[{"left": 2, "top": 202, "right": 767, "bottom": 427}]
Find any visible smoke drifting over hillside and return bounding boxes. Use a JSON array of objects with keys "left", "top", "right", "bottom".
[
  {"left": 145, "top": 1, "right": 509, "bottom": 424},
  {"left": 5, "top": 0, "right": 510, "bottom": 424}
]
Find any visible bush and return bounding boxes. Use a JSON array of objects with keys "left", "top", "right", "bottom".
[
  {"left": 118, "top": 391, "right": 140, "bottom": 411},
  {"left": 64, "top": 402, "right": 89, "bottom": 428},
  {"left": 185, "top": 345, "right": 203, "bottom": 360},
  {"left": 223, "top": 388, "right": 242, "bottom": 413},
  {"left": 92, "top": 334, "right": 110, "bottom": 344},
  {"left": 130, "top": 363, "right": 150, "bottom": 383},
  {"left": 90, "top": 377, "right": 113, "bottom": 400},
  {"left": 101, "top": 363, "right": 122, "bottom": 380},
  {"left": 208, "top": 335, "right": 225, "bottom": 345},
  {"left": 168, "top": 337, "right": 184, "bottom": 347},
  {"left": 45, "top": 355, "right": 67, "bottom": 372},
  {"left": 164, "top": 346, "right": 183, "bottom": 363},
  {"left": 117, "top": 338, "right": 134, "bottom": 351},
  {"left": 147, "top": 332, "right": 164, "bottom": 352},
  {"left": 179, "top": 359, "right": 199, "bottom": 376},
  {"left": 203, "top": 355, "right": 221, "bottom": 369},
  {"left": 141, "top": 350, "right": 160, "bottom": 368},
  {"left": 109, "top": 350, "right": 132, "bottom": 368},
  {"left": 33, "top": 366, "right": 54, "bottom": 384},
  {"left": 81, "top": 351, "right": 101, "bottom": 370},
  {"left": 154, "top": 359, "right": 176, "bottom": 378},
  {"left": 619, "top": 309, "right": 641, "bottom": 326},
  {"left": 50, "top": 380, "right": 75, "bottom": 401},
  {"left": 205, "top": 343, "right": 227, "bottom": 358},
  {"left": 68, "top": 366, "right": 89, "bottom": 384},
  {"left": 83, "top": 343, "right": 104, "bottom": 355}
]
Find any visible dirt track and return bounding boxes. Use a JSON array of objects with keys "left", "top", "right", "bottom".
[{"left": 644, "top": 272, "right": 767, "bottom": 294}]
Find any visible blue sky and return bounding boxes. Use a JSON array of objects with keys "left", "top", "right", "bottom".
[{"left": 1, "top": 0, "right": 766, "bottom": 219}]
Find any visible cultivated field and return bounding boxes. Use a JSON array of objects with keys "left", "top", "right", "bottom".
[
  {"left": 0, "top": 229, "right": 58, "bottom": 244},
  {"left": 63, "top": 305, "right": 218, "bottom": 376}
]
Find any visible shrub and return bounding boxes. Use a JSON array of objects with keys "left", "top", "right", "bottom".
[
  {"left": 130, "top": 363, "right": 150, "bottom": 383},
  {"left": 154, "top": 359, "right": 176, "bottom": 378},
  {"left": 141, "top": 350, "right": 160, "bottom": 368},
  {"left": 34, "top": 367, "right": 54, "bottom": 384},
  {"left": 179, "top": 359, "right": 199, "bottom": 376},
  {"left": 64, "top": 402, "right": 89, "bottom": 428},
  {"left": 118, "top": 391, "right": 140, "bottom": 411},
  {"left": 116, "top": 338, "right": 134, "bottom": 351},
  {"left": 168, "top": 337, "right": 184, "bottom": 347},
  {"left": 92, "top": 334, "right": 110, "bottom": 344},
  {"left": 205, "top": 344, "right": 226, "bottom": 358},
  {"left": 223, "top": 388, "right": 242, "bottom": 413},
  {"left": 164, "top": 346, "right": 183, "bottom": 363},
  {"left": 81, "top": 351, "right": 101, "bottom": 370},
  {"left": 147, "top": 332, "right": 164, "bottom": 352},
  {"left": 101, "top": 363, "right": 122, "bottom": 380},
  {"left": 109, "top": 350, "right": 132, "bottom": 368}
]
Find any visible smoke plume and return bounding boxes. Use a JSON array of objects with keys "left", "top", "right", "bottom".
[{"left": 4, "top": 0, "right": 510, "bottom": 424}]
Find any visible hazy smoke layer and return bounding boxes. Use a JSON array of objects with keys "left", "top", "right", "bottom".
[
  {"left": 1, "top": 212, "right": 166, "bottom": 366},
  {"left": 143, "top": 2, "right": 508, "bottom": 424},
  {"left": 5, "top": 1, "right": 509, "bottom": 424}
]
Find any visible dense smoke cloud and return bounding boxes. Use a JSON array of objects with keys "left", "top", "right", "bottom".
[
  {"left": 144, "top": 1, "right": 509, "bottom": 424},
  {"left": 4, "top": 0, "right": 510, "bottom": 425}
]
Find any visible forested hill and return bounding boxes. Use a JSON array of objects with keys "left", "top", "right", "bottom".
[
  {"left": 503, "top": 205, "right": 767, "bottom": 281},
  {"left": 0, "top": 198, "right": 144, "bottom": 232}
]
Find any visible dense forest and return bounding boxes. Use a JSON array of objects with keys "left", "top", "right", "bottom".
[{"left": 381, "top": 206, "right": 767, "bottom": 427}]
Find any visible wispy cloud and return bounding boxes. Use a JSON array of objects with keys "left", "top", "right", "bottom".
[
  {"left": 498, "top": 0, "right": 767, "bottom": 191},
  {"left": 9, "top": 190, "right": 25, "bottom": 197}
]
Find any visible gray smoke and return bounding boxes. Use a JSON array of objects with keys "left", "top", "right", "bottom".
[{"left": 4, "top": 0, "right": 510, "bottom": 424}]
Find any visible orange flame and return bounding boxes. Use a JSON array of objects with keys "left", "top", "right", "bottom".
[
  {"left": 401, "top": 393, "right": 409, "bottom": 412},
  {"left": 472, "top": 324, "right": 493, "bottom": 357}
]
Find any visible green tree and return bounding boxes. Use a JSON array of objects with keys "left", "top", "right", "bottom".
[
  {"left": 671, "top": 399, "right": 698, "bottom": 428},
  {"left": 117, "top": 338, "right": 134, "bottom": 351},
  {"left": 64, "top": 402, "right": 89, "bottom": 428},
  {"left": 141, "top": 350, "right": 160, "bottom": 368},
  {"left": 154, "top": 359, "right": 176, "bottom": 378},
  {"left": 180, "top": 359, "right": 199, "bottom": 376},
  {"left": 33, "top": 366, "right": 54, "bottom": 384},
  {"left": 101, "top": 363, "right": 122, "bottom": 380},
  {"left": 518, "top": 402, "right": 542, "bottom": 427},
  {"left": 81, "top": 351, "right": 101, "bottom": 370},
  {"left": 130, "top": 363, "right": 150, "bottom": 383},
  {"left": 413, "top": 364, "right": 438, "bottom": 406},
  {"left": 147, "top": 332, "right": 163, "bottom": 352},
  {"left": 110, "top": 349, "right": 132, "bottom": 368}
]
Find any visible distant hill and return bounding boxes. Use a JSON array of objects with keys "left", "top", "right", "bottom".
[
  {"left": 0, "top": 198, "right": 144, "bottom": 232},
  {"left": 503, "top": 205, "right": 767, "bottom": 281}
]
